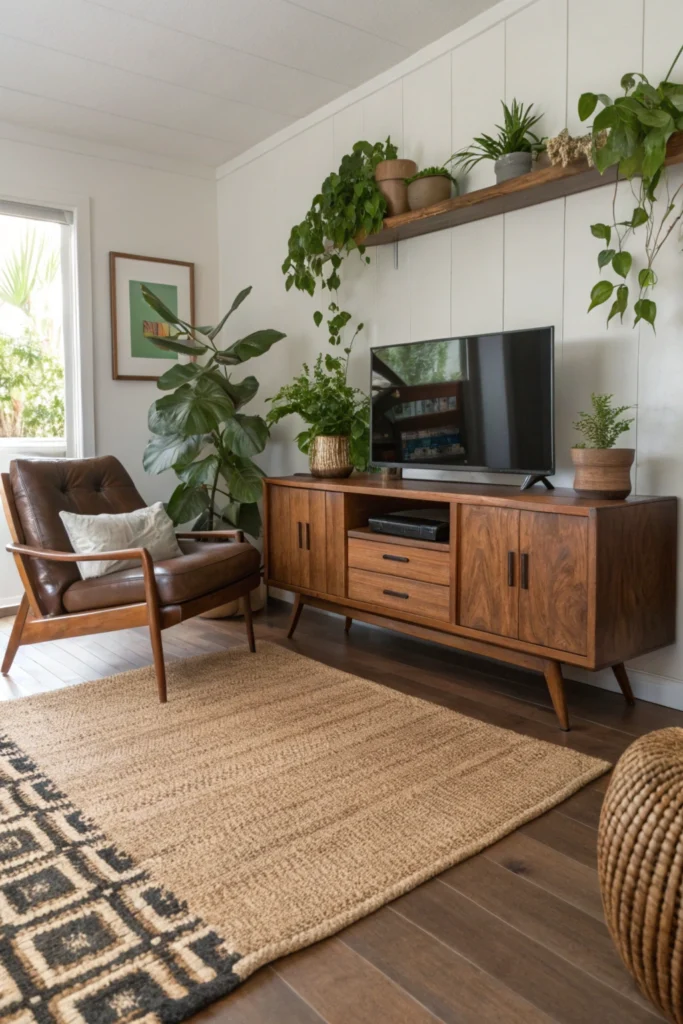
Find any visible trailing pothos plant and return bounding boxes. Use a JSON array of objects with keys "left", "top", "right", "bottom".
[
  {"left": 282, "top": 137, "right": 397, "bottom": 297},
  {"left": 580, "top": 45, "right": 683, "bottom": 330},
  {"left": 266, "top": 310, "right": 370, "bottom": 471},
  {"left": 141, "top": 285, "right": 286, "bottom": 537}
]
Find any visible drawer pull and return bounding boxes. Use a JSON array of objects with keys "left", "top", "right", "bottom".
[
  {"left": 383, "top": 588, "right": 409, "bottom": 599},
  {"left": 382, "top": 553, "right": 409, "bottom": 563},
  {"left": 507, "top": 551, "right": 515, "bottom": 587},
  {"left": 305, "top": 522, "right": 310, "bottom": 550},
  {"left": 297, "top": 522, "right": 303, "bottom": 549}
]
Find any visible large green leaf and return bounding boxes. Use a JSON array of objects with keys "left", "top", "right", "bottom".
[
  {"left": 142, "top": 433, "right": 203, "bottom": 474},
  {"left": 178, "top": 454, "right": 219, "bottom": 487},
  {"left": 208, "top": 286, "right": 253, "bottom": 341},
  {"left": 146, "top": 333, "right": 207, "bottom": 357},
  {"left": 217, "top": 329, "right": 286, "bottom": 365},
  {"left": 588, "top": 280, "right": 614, "bottom": 311},
  {"left": 219, "top": 375, "right": 259, "bottom": 408},
  {"left": 155, "top": 378, "right": 235, "bottom": 435},
  {"left": 222, "top": 414, "right": 269, "bottom": 458},
  {"left": 156, "top": 363, "right": 203, "bottom": 391},
  {"left": 148, "top": 402, "right": 178, "bottom": 436},
  {"left": 141, "top": 284, "right": 190, "bottom": 330},
  {"left": 220, "top": 458, "right": 264, "bottom": 503},
  {"left": 166, "top": 482, "right": 210, "bottom": 525},
  {"left": 236, "top": 501, "right": 262, "bottom": 539}
]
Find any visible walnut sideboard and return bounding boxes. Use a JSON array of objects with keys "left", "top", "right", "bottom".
[{"left": 263, "top": 475, "right": 677, "bottom": 729}]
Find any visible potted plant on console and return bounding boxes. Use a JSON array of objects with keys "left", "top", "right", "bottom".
[
  {"left": 572, "top": 393, "right": 635, "bottom": 499},
  {"left": 450, "top": 99, "right": 545, "bottom": 184},
  {"left": 266, "top": 313, "right": 369, "bottom": 478}
]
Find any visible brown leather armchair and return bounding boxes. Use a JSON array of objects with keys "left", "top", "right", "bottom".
[{"left": 1, "top": 456, "right": 261, "bottom": 702}]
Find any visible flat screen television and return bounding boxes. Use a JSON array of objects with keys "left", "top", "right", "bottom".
[{"left": 370, "top": 327, "right": 554, "bottom": 483}]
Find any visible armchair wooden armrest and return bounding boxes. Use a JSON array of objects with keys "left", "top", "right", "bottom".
[
  {"left": 175, "top": 530, "right": 244, "bottom": 543},
  {"left": 6, "top": 542, "right": 151, "bottom": 564}
]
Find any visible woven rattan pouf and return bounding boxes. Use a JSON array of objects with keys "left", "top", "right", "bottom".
[{"left": 598, "top": 727, "right": 683, "bottom": 1022}]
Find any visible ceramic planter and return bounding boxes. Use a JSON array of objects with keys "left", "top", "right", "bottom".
[
  {"left": 407, "top": 174, "right": 453, "bottom": 211},
  {"left": 309, "top": 435, "right": 353, "bottom": 478},
  {"left": 375, "top": 159, "right": 417, "bottom": 216},
  {"left": 571, "top": 447, "right": 635, "bottom": 499},
  {"left": 494, "top": 152, "right": 533, "bottom": 184}
]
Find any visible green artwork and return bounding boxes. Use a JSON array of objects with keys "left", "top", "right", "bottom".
[{"left": 129, "top": 280, "right": 178, "bottom": 360}]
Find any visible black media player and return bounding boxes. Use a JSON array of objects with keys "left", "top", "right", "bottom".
[{"left": 368, "top": 507, "right": 450, "bottom": 543}]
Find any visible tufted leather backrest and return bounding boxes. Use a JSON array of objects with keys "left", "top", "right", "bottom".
[{"left": 9, "top": 456, "right": 146, "bottom": 616}]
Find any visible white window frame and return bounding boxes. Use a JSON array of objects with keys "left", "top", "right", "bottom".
[{"left": 0, "top": 190, "right": 95, "bottom": 458}]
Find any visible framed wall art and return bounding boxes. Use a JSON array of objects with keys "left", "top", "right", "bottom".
[{"left": 109, "top": 252, "right": 195, "bottom": 381}]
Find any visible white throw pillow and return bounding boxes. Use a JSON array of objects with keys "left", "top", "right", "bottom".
[{"left": 59, "top": 502, "right": 183, "bottom": 580}]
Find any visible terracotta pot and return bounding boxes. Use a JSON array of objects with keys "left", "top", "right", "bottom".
[
  {"left": 309, "top": 435, "right": 353, "bottom": 478},
  {"left": 200, "top": 580, "right": 266, "bottom": 620},
  {"left": 571, "top": 447, "right": 635, "bottom": 499},
  {"left": 375, "top": 159, "right": 417, "bottom": 216},
  {"left": 407, "top": 174, "right": 453, "bottom": 211}
]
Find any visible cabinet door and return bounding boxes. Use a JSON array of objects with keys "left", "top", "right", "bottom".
[
  {"left": 267, "top": 485, "right": 294, "bottom": 585},
  {"left": 268, "top": 486, "right": 328, "bottom": 592},
  {"left": 458, "top": 505, "right": 520, "bottom": 639},
  {"left": 518, "top": 512, "right": 588, "bottom": 655}
]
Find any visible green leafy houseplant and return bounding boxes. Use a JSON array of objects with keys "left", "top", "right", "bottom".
[
  {"left": 266, "top": 315, "right": 369, "bottom": 472},
  {"left": 573, "top": 393, "right": 634, "bottom": 449},
  {"left": 404, "top": 166, "right": 459, "bottom": 187},
  {"left": 282, "top": 138, "right": 397, "bottom": 298},
  {"left": 450, "top": 99, "right": 545, "bottom": 175},
  {"left": 142, "top": 285, "right": 286, "bottom": 537},
  {"left": 579, "top": 45, "right": 683, "bottom": 330}
]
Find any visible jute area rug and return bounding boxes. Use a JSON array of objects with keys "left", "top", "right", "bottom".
[{"left": 0, "top": 640, "right": 609, "bottom": 1023}]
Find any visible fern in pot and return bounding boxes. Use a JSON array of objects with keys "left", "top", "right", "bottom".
[{"left": 571, "top": 393, "right": 635, "bottom": 499}]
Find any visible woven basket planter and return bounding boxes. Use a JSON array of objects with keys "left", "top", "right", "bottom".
[{"left": 598, "top": 727, "right": 683, "bottom": 1022}]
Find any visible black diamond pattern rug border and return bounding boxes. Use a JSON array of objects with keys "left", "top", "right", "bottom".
[{"left": 0, "top": 734, "right": 242, "bottom": 1024}]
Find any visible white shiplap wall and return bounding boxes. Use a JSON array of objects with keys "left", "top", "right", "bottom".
[{"left": 217, "top": 0, "right": 683, "bottom": 707}]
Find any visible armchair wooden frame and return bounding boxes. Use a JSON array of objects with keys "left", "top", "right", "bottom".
[{"left": 1, "top": 473, "right": 259, "bottom": 702}]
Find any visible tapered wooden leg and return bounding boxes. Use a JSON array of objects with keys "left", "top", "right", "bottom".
[
  {"left": 344, "top": 616, "right": 352, "bottom": 634},
  {"left": 543, "top": 660, "right": 570, "bottom": 731},
  {"left": 243, "top": 590, "right": 256, "bottom": 653},
  {"left": 1, "top": 595, "right": 29, "bottom": 674},
  {"left": 286, "top": 594, "right": 304, "bottom": 639},
  {"left": 141, "top": 555, "right": 166, "bottom": 703},
  {"left": 612, "top": 662, "right": 636, "bottom": 706}
]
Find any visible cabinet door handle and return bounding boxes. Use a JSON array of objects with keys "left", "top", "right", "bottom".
[
  {"left": 521, "top": 553, "right": 529, "bottom": 590},
  {"left": 297, "top": 522, "right": 302, "bottom": 549},
  {"left": 383, "top": 553, "right": 409, "bottom": 563},
  {"left": 383, "top": 588, "right": 409, "bottom": 599},
  {"left": 305, "top": 522, "right": 310, "bottom": 550},
  {"left": 507, "top": 551, "right": 515, "bottom": 587}
]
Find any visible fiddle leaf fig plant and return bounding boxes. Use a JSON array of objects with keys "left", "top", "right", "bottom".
[
  {"left": 141, "top": 285, "right": 286, "bottom": 537},
  {"left": 580, "top": 44, "right": 683, "bottom": 330}
]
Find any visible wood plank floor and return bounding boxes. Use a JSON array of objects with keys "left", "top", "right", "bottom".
[{"left": 0, "top": 600, "right": 675, "bottom": 1024}]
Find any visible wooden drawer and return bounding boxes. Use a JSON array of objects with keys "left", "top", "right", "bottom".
[
  {"left": 348, "top": 537, "right": 450, "bottom": 585},
  {"left": 348, "top": 568, "right": 450, "bottom": 622}
]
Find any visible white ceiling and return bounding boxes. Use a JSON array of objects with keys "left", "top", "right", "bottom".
[{"left": 0, "top": 0, "right": 499, "bottom": 170}]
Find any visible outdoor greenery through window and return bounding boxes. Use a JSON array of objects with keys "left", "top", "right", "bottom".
[{"left": 0, "top": 211, "right": 66, "bottom": 440}]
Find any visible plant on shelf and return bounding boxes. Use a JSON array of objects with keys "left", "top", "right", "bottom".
[
  {"left": 450, "top": 99, "right": 545, "bottom": 183},
  {"left": 571, "top": 393, "right": 635, "bottom": 500},
  {"left": 282, "top": 137, "right": 397, "bottom": 298},
  {"left": 141, "top": 285, "right": 286, "bottom": 537},
  {"left": 266, "top": 310, "right": 369, "bottom": 476},
  {"left": 404, "top": 163, "right": 459, "bottom": 212},
  {"left": 573, "top": 393, "right": 634, "bottom": 449},
  {"left": 579, "top": 45, "right": 683, "bottom": 330}
]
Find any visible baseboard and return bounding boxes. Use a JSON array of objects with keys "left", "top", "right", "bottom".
[
  {"left": 268, "top": 589, "right": 683, "bottom": 712},
  {"left": 0, "top": 598, "right": 20, "bottom": 617}
]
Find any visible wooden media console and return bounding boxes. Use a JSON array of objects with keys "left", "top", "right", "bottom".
[{"left": 263, "top": 475, "right": 677, "bottom": 730}]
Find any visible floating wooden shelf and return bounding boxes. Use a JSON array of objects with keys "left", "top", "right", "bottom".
[{"left": 363, "top": 133, "right": 683, "bottom": 247}]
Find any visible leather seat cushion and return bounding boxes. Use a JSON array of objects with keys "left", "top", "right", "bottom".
[{"left": 62, "top": 539, "right": 260, "bottom": 613}]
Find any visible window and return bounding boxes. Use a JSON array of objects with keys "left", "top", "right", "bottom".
[{"left": 0, "top": 201, "right": 75, "bottom": 450}]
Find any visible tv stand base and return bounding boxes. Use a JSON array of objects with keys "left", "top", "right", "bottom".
[{"left": 521, "top": 474, "right": 555, "bottom": 491}]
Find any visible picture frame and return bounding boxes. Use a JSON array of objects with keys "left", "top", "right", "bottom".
[{"left": 109, "top": 252, "right": 195, "bottom": 381}]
